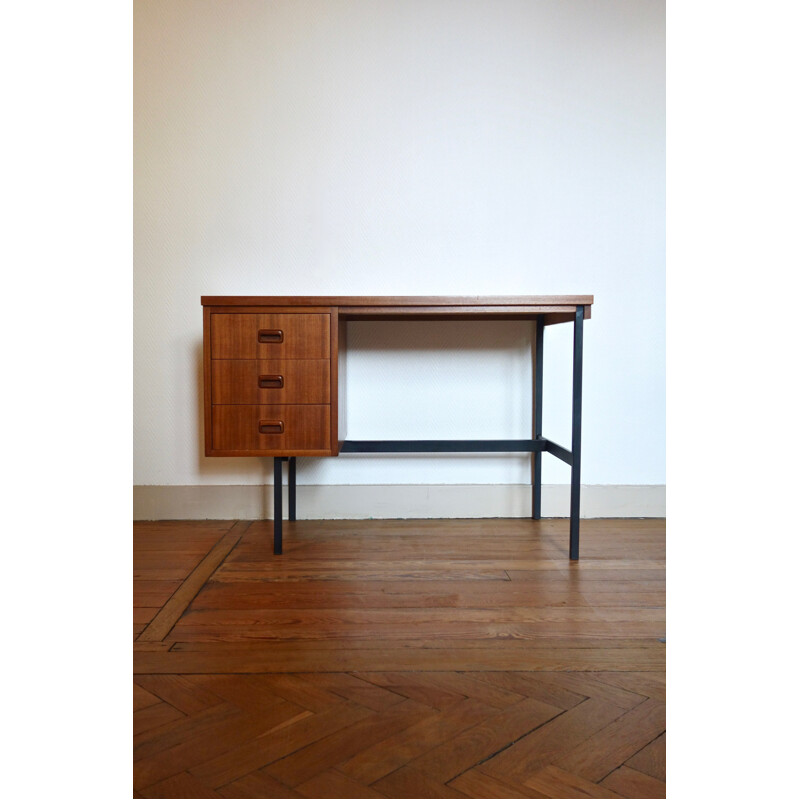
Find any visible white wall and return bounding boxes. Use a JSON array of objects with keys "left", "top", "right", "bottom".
[{"left": 134, "top": 0, "right": 665, "bottom": 510}]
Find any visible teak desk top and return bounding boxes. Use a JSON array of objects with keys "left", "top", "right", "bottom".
[{"left": 202, "top": 295, "right": 592, "bottom": 324}]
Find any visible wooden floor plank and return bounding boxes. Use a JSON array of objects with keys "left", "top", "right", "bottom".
[
  {"left": 247, "top": 673, "right": 350, "bottom": 712},
  {"left": 168, "top": 636, "right": 663, "bottom": 652},
  {"left": 523, "top": 765, "right": 624, "bottom": 798},
  {"left": 448, "top": 768, "right": 548, "bottom": 798},
  {"left": 600, "top": 765, "right": 667, "bottom": 798},
  {"left": 134, "top": 607, "right": 161, "bottom": 624},
  {"left": 134, "top": 703, "right": 241, "bottom": 761},
  {"left": 299, "top": 672, "right": 408, "bottom": 711},
  {"left": 407, "top": 696, "right": 562, "bottom": 783},
  {"left": 263, "top": 700, "right": 433, "bottom": 787},
  {"left": 589, "top": 671, "right": 667, "bottom": 702},
  {"left": 163, "top": 623, "right": 663, "bottom": 644},
  {"left": 468, "top": 671, "right": 587, "bottom": 709},
  {"left": 216, "top": 771, "right": 301, "bottom": 798},
  {"left": 133, "top": 702, "right": 186, "bottom": 736},
  {"left": 478, "top": 698, "right": 626, "bottom": 784},
  {"left": 400, "top": 670, "right": 528, "bottom": 709},
  {"left": 134, "top": 683, "right": 163, "bottom": 712},
  {"left": 188, "top": 701, "right": 374, "bottom": 788},
  {"left": 134, "top": 675, "right": 227, "bottom": 715},
  {"left": 372, "top": 765, "right": 471, "bottom": 799},
  {"left": 624, "top": 731, "right": 666, "bottom": 781},
  {"left": 171, "top": 606, "right": 665, "bottom": 628},
  {"left": 296, "top": 769, "right": 388, "bottom": 798},
  {"left": 192, "top": 581, "right": 663, "bottom": 609},
  {"left": 197, "top": 674, "right": 297, "bottom": 716},
  {"left": 336, "top": 698, "right": 497, "bottom": 784},
  {"left": 134, "top": 702, "right": 300, "bottom": 790},
  {"left": 139, "top": 771, "right": 223, "bottom": 799},
  {"left": 525, "top": 672, "right": 651, "bottom": 710},
  {"left": 553, "top": 698, "right": 666, "bottom": 781},
  {"left": 134, "top": 645, "right": 665, "bottom": 674},
  {"left": 134, "top": 581, "right": 183, "bottom": 608},
  {"left": 356, "top": 671, "right": 469, "bottom": 710}
]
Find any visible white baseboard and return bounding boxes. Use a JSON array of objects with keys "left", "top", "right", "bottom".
[{"left": 133, "top": 484, "right": 665, "bottom": 520}]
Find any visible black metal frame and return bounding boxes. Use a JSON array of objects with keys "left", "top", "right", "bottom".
[
  {"left": 533, "top": 315, "right": 544, "bottom": 520},
  {"left": 272, "top": 306, "right": 585, "bottom": 559},
  {"left": 271, "top": 456, "right": 296, "bottom": 555}
]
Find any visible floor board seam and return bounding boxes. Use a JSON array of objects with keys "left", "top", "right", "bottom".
[{"left": 137, "top": 521, "right": 251, "bottom": 643}]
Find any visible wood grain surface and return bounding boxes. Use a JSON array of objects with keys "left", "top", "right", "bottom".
[{"left": 134, "top": 517, "right": 665, "bottom": 797}]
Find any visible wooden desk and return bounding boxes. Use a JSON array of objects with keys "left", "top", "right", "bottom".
[{"left": 202, "top": 296, "right": 593, "bottom": 558}]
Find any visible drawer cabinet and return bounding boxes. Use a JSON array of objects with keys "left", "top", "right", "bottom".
[{"left": 204, "top": 308, "right": 338, "bottom": 456}]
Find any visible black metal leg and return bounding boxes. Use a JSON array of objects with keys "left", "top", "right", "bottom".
[
  {"left": 288, "top": 457, "right": 296, "bottom": 521},
  {"left": 569, "top": 306, "right": 584, "bottom": 560},
  {"left": 533, "top": 316, "right": 544, "bottom": 519},
  {"left": 273, "top": 457, "right": 283, "bottom": 555}
]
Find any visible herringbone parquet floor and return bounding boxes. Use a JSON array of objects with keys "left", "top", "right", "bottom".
[{"left": 134, "top": 518, "right": 666, "bottom": 798}]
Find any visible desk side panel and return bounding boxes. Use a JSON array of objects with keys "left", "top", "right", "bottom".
[
  {"left": 329, "top": 308, "right": 339, "bottom": 454},
  {"left": 203, "top": 306, "right": 213, "bottom": 456},
  {"left": 337, "top": 313, "right": 347, "bottom": 453}
]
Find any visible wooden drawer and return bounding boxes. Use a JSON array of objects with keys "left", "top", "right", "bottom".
[
  {"left": 211, "top": 313, "right": 330, "bottom": 359},
  {"left": 211, "top": 359, "right": 330, "bottom": 405},
  {"left": 212, "top": 404, "right": 330, "bottom": 453}
]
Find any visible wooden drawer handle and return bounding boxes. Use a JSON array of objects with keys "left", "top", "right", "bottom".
[
  {"left": 257, "top": 329, "right": 284, "bottom": 343},
  {"left": 258, "top": 420, "right": 284, "bottom": 435},
  {"left": 258, "top": 374, "right": 284, "bottom": 389}
]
